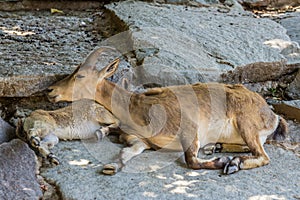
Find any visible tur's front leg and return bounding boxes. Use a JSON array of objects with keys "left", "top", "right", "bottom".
[
  {"left": 185, "top": 143, "right": 231, "bottom": 170},
  {"left": 28, "top": 129, "right": 43, "bottom": 148},
  {"left": 223, "top": 133, "right": 270, "bottom": 175},
  {"left": 181, "top": 132, "right": 232, "bottom": 170},
  {"left": 37, "top": 134, "right": 60, "bottom": 165},
  {"left": 102, "top": 134, "right": 150, "bottom": 175}
]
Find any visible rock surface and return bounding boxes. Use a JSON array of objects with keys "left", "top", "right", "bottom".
[
  {"left": 0, "top": 139, "right": 42, "bottom": 199},
  {"left": 105, "top": 1, "right": 299, "bottom": 86},
  {"left": 0, "top": 117, "right": 16, "bottom": 143},
  {"left": 0, "top": 10, "right": 131, "bottom": 97},
  {"left": 41, "top": 137, "right": 300, "bottom": 200},
  {"left": 0, "top": 11, "right": 99, "bottom": 97},
  {"left": 278, "top": 11, "right": 300, "bottom": 45}
]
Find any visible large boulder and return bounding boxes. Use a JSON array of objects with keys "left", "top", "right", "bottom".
[
  {"left": 0, "top": 117, "right": 16, "bottom": 144},
  {"left": 105, "top": 1, "right": 300, "bottom": 87},
  {"left": 0, "top": 139, "right": 42, "bottom": 199}
]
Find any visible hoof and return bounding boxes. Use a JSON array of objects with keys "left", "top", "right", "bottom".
[
  {"left": 214, "top": 143, "right": 222, "bottom": 153},
  {"left": 223, "top": 157, "right": 241, "bottom": 175},
  {"left": 30, "top": 136, "right": 40, "bottom": 148},
  {"left": 48, "top": 153, "right": 60, "bottom": 165},
  {"left": 95, "top": 129, "right": 105, "bottom": 141},
  {"left": 203, "top": 144, "right": 216, "bottom": 155},
  {"left": 102, "top": 163, "right": 119, "bottom": 175}
]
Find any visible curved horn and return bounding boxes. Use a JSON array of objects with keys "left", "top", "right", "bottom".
[{"left": 82, "top": 46, "right": 117, "bottom": 68}]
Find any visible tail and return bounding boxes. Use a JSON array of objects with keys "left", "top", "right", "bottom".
[{"left": 267, "top": 116, "right": 288, "bottom": 142}]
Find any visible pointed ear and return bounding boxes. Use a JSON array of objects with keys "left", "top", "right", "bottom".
[
  {"left": 100, "top": 58, "right": 120, "bottom": 78},
  {"left": 121, "top": 78, "right": 129, "bottom": 90}
]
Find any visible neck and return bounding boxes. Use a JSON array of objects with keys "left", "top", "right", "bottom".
[
  {"left": 96, "top": 79, "right": 163, "bottom": 138},
  {"left": 95, "top": 79, "right": 132, "bottom": 113}
]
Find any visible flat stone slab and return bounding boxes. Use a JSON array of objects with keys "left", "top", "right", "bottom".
[
  {"left": 105, "top": 1, "right": 299, "bottom": 86},
  {"left": 41, "top": 138, "right": 300, "bottom": 200},
  {"left": 0, "top": 139, "right": 42, "bottom": 199},
  {"left": 273, "top": 100, "right": 300, "bottom": 122}
]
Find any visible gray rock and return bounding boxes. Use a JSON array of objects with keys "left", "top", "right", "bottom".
[
  {"left": 287, "top": 119, "right": 300, "bottom": 144},
  {"left": 275, "top": 11, "right": 300, "bottom": 45},
  {"left": 263, "top": 38, "right": 300, "bottom": 65},
  {"left": 243, "top": 81, "right": 278, "bottom": 94},
  {"left": 105, "top": 1, "right": 298, "bottom": 86},
  {"left": 287, "top": 69, "right": 300, "bottom": 99},
  {"left": 0, "top": 139, "right": 42, "bottom": 200},
  {"left": 0, "top": 116, "right": 16, "bottom": 144}
]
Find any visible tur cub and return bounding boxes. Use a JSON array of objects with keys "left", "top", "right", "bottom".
[{"left": 17, "top": 99, "right": 120, "bottom": 164}]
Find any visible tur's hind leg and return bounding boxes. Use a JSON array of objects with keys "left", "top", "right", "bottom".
[
  {"left": 102, "top": 134, "right": 150, "bottom": 175},
  {"left": 203, "top": 143, "right": 250, "bottom": 155},
  {"left": 95, "top": 122, "right": 120, "bottom": 141},
  {"left": 94, "top": 126, "right": 108, "bottom": 141},
  {"left": 223, "top": 131, "right": 270, "bottom": 175},
  {"left": 94, "top": 124, "right": 121, "bottom": 141}
]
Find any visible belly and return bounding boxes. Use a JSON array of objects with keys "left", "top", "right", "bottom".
[
  {"left": 146, "top": 135, "right": 183, "bottom": 151},
  {"left": 54, "top": 121, "right": 101, "bottom": 140},
  {"left": 199, "top": 118, "right": 245, "bottom": 146}
]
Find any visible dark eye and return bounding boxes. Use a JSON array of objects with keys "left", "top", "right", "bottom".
[{"left": 75, "top": 74, "right": 85, "bottom": 79}]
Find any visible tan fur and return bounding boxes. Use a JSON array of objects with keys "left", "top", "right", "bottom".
[
  {"left": 48, "top": 47, "right": 288, "bottom": 174},
  {"left": 17, "top": 99, "right": 119, "bottom": 164}
]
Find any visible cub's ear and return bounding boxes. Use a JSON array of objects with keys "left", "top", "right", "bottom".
[
  {"left": 100, "top": 58, "right": 120, "bottom": 79},
  {"left": 16, "top": 119, "right": 26, "bottom": 140}
]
